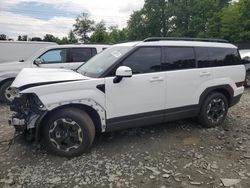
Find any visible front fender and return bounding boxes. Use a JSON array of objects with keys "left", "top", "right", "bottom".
[{"left": 20, "top": 79, "right": 107, "bottom": 131}]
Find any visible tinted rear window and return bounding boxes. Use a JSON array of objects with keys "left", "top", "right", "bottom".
[
  {"left": 163, "top": 47, "right": 196, "bottom": 71},
  {"left": 196, "top": 47, "right": 241, "bottom": 68},
  {"left": 71, "top": 48, "right": 96, "bottom": 62}
]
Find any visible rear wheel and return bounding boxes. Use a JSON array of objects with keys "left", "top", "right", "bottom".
[
  {"left": 199, "top": 92, "right": 228, "bottom": 128},
  {"left": 43, "top": 108, "right": 95, "bottom": 158},
  {"left": 0, "top": 80, "right": 14, "bottom": 104}
]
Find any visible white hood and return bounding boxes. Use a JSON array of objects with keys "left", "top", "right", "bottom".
[{"left": 12, "top": 68, "right": 89, "bottom": 88}]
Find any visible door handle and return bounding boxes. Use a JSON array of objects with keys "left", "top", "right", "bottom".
[
  {"left": 200, "top": 71, "right": 211, "bottom": 77},
  {"left": 149, "top": 76, "right": 164, "bottom": 82}
]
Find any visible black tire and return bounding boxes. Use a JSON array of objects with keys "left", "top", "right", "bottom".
[
  {"left": 245, "top": 71, "right": 250, "bottom": 87},
  {"left": 199, "top": 92, "right": 228, "bottom": 128},
  {"left": 43, "top": 107, "right": 95, "bottom": 158},
  {"left": 0, "top": 80, "right": 14, "bottom": 104}
]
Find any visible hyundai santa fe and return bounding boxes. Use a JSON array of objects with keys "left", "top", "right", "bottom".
[{"left": 8, "top": 38, "right": 246, "bottom": 157}]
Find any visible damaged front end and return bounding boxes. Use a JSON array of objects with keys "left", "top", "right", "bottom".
[{"left": 9, "top": 91, "right": 47, "bottom": 142}]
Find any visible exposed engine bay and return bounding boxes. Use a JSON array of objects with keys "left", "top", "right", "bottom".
[{"left": 9, "top": 93, "right": 47, "bottom": 141}]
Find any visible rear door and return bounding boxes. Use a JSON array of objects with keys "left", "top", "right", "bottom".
[
  {"left": 163, "top": 47, "right": 212, "bottom": 111},
  {"left": 68, "top": 48, "right": 97, "bottom": 69}
]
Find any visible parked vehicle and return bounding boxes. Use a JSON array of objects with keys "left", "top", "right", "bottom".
[
  {"left": 0, "top": 44, "right": 109, "bottom": 103},
  {"left": 239, "top": 49, "right": 250, "bottom": 87},
  {"left": 9, "top": 38, "right": 245, "bottom": 157},
  {"left": 0, "top": 41, "right": 56, "bottom": 63}
]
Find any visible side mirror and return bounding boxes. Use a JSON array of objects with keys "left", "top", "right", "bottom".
[
  {"left": 113, "top": 66, "right": 132, "bottom": 84},
  {"left": 34, "top": 58, "right": 42, "bottom": 66},
  {"left": 243, "top": 56, "right": 250, "bottom": 61}
]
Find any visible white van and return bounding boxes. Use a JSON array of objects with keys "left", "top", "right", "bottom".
[
  {"left": 0, "top": 44, "right": 109, "bottom": 103},
  {"left": 0, "top": 41, "right": 57, "bottom": 63}
]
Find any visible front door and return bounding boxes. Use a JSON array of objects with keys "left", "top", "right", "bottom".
[
  {"left": 38, "top": 48, "right": 70, "bottom": 69},
  {"left": 105, "top": 47, "right": 166, "bottom": 128}
]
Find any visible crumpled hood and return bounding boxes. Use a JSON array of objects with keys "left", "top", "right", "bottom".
[{"left": 12, "top": 68, "right": 89, "bottom": 88}]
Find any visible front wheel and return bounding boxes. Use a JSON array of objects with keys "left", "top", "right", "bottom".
[
  {"left": 199, "top": 92, "right": 228, "bottom": 128},
  {"left": 43, "top": 108, "right": 95, "bottom": 158},
  {"left": 0, "top": 80, "right": 14, "bottom": 104}
]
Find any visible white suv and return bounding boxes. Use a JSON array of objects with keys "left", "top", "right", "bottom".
[
  {"left": 0, "top": 44, "right": 109, "bottom": 103},
  {"left": 9, "top": 38, "right": 246, "bottom": 157}
]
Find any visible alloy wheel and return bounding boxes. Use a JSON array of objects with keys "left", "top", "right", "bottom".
[
  {"left": 206, "top": 98, "right": 226, "bottom": 124},
  {"left": 49, "top": 118, "right": 83, "bottom": 152}
]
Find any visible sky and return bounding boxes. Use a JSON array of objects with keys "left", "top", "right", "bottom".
[{"left": 0, "top": 0, "right": 144, "bottom": 40}]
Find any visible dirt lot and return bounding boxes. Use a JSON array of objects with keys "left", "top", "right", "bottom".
[{"left": 0, "top": 90, "right": 250, "bottom": 188}]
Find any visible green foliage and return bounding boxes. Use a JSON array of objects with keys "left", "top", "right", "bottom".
[
  {"left": 68, "top": 30, "right": 78, "bottom": 44},
  {"left": 30, "top": 37, "right": 42, "bottom": 41},
  {"left": 18, "top": 35, "right": 28, "bottom": 41},
  {"left": 126, "top": 0, "right": 236, "bottom": 40},
  {"left": 73, "top": 13, "right": 95, "bottom": 43},
  {"left": 90, "top": 21, "right": 109, "bottom": 43},
  {"left": 5, "top": 0, "right": 250, "bottom": 44},
  {"left": 0, "top": 34, "right": 7, "bottom": 40},
  {"left": 43, "top": 34, "right": 57, "bottom": 42}
]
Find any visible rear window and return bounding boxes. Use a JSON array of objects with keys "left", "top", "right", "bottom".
[
  {"left": 196, "top": 47, "right": 241, "bottom": 68},
  {"left": 163, "top": 47, "right": 196, "bottom": 71},
  {"left": 71, "top": 48, "right": 97, "bottom": 62}
]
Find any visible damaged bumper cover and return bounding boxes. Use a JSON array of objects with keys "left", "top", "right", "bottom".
[{"left": 8, "top": 93, "right": 47, "bottom": 135}]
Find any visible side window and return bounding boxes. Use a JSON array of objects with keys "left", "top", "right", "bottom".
[
  {"left": 196, "top": 47, "right": 242, "bottom": 68},
  {"left": 39, "top": 49, "right": 67, "bottom": 64},
  {"left": 196, "top": 47, "right": 211, "bottom": 68},
  {"left": 71, "top": 48, "right": 94, "bottom": 62},
  {"left": 122, "top": 47, "right": 161, "bottom": 74},
  {"left": 209, "top": 48, "right": 241, "bottom": 67},
  {"left": 163, "top": 47, "right": 196, "bottom": 71}
]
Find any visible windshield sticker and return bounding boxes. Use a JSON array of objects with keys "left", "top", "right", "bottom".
[{"left": 111, "top": 50, "right": 122, "bottom": 58}]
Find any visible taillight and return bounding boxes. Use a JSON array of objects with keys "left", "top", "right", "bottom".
[{"left": 235, "top": 81, "right": 245, "bottom": 87}]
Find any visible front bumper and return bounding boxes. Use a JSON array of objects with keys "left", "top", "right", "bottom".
[
  {"left": 8, "top": 116, "right": 26, "bottom": 132},
  {"left": 9, "top": 93, "right": 47, "bottom": 135}
]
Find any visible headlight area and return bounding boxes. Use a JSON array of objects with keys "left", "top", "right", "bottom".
[{"left": 9, "top": 93, "right": 47, "bottom": 141}]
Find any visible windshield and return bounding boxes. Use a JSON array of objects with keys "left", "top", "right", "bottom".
[{"left": 77, "top": 46, "right": 133, "bottom": 78}]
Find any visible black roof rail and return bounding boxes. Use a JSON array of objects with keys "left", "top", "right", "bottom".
[{"left": 143, "top": 37, "right": 229, "bottom": 43}]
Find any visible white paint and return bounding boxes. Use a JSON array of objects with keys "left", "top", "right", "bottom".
[
  {"left": 0, "top": 44, "right": 109, "bottom": 84},
  {"left": 0, "top": 41, "right": 56, "bottom": 63},
  {"left": 10, "top": 40, "right": 246, "bottom": 132}
]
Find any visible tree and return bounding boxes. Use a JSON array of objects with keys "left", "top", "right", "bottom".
[
  {"left": 127, "top": 10, "right": 148, "bottom": 40},
  {"left": 208, "top": 0, "right": 250, "bottom": 43},
  {"left": 68, "top": 30, "right": 78, "bottom": 44},
  {"left": 43, "top": 34, "right": 57, "bottom": 42},
  {"left": 18, "top": 35, "right": 28, "bottom": 41},
  {"left": 126, "top": 0, "right": 230, "bottom": 39},
  {"left": 30, "top": 37, "right": 42, "bottom": 41},
  {"left": 108, "top": 26, "right": 128, "bottom": 43},
  {"left": 73, "top": 13, "right": 95, "bottom": 43},
  {"left": 0, "top": 34, "right": 7, "bottom": 40},
  {"left": 90, "top": 21, "right": 109, "bottom": 43},
  {"left": 17, "top": 35, "right": 22, "bottom": 41}
]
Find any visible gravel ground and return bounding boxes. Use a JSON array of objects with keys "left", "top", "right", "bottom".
[{"left": 0, "top": 89, "right": 250, "bottom": 188}]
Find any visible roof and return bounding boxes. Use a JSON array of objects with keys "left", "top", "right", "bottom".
[
  {"left": 141, "top": 40, "right": 237, "bottom": 48},
  {"left": 45, "top": 44, "right": 110, "bottom": 49},
  {"left": 115, "top": 40, "right": 237, "bottom": 49}
]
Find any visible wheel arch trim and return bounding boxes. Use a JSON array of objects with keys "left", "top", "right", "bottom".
[
  {"left": 35, "top": 99, "right": 106, "bottom": 142},
  {"left": 198, "top": 85, "right": 234, "bottom": 108}
]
